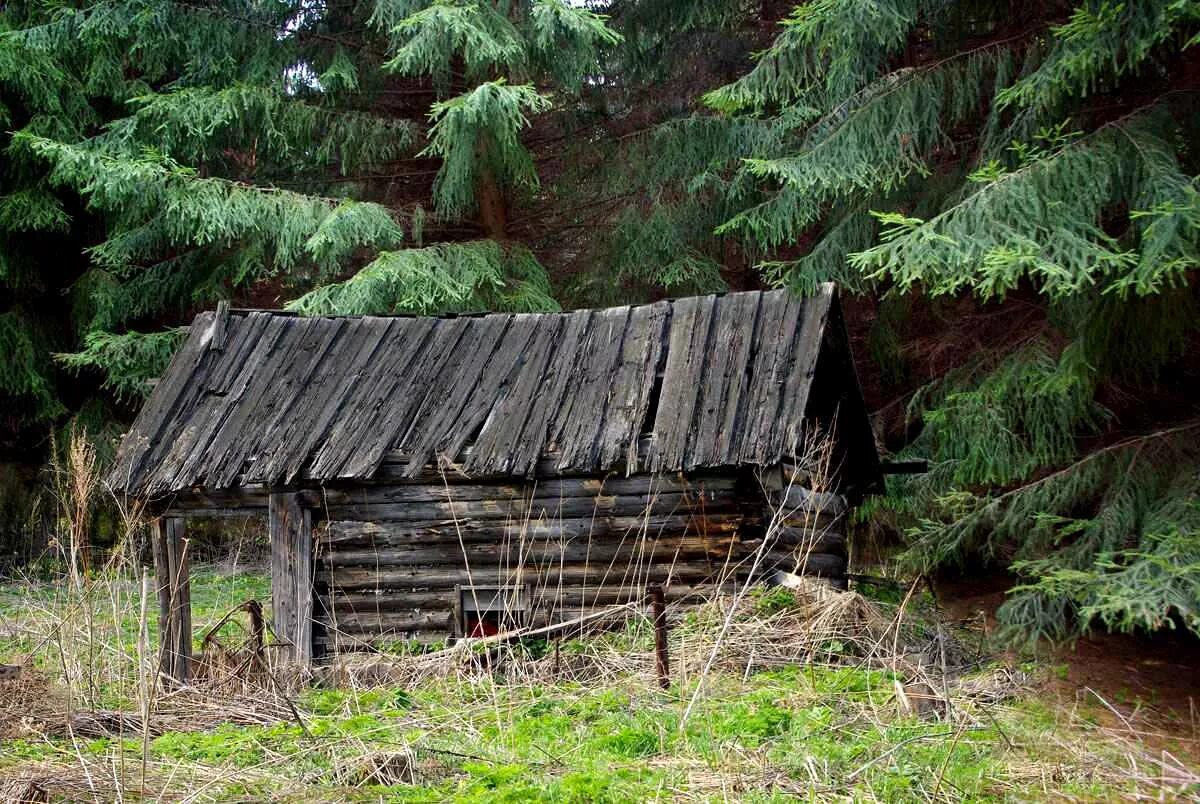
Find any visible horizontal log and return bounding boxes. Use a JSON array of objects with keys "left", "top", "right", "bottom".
[
  {"left": 317, "top": 492, "right": 741, "bottom": 523},
  {"left": 761, "top": 484, "right": 848, "bottom": 516},
  {"left": 320, "top": 605, "right": 643, "bottom": 637},
  {"left": 320, "top": 534, "right": 741, "bottom": 569},
  {"left": 319, "top": 588, "right": 457, "bottom": 612},
  {"left": 159, "top": 506, "right": 266, "bottom": 519},
  {"left": 318, "top": 514, "right": 752, "bottom": 548},
  {"left": 322, "top": 581, "right": 737, "bottom": 615},
  {"left": 300, "top": 475, "right": 738, "bottom": 508},
  {"left": 320, "top": 610, "right": 455, "bottom": 634},
  {"left": 320, "top": 562, "right": 737, "bottom": 592},
  {"left": 743, "top": 530, "right": 845, "bottom": 556},
  {"left": 756, "top": 551, "right": 845, "bottom": 578}
]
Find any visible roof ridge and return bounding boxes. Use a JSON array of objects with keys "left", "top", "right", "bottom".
[{"left": 219, "top": 287, "right": 806, "bottom": 322}]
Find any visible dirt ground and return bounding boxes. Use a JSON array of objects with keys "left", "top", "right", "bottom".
[{"left": 935, "top": 571, "right": 1200, "bottom": 758}]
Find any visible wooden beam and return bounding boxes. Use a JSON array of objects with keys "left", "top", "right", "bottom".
[
  {"left": 269, "top": 492, "right": 314, "bottom": 665},
  {"left": 152, "top": 517, "right": 191, "bottom": 685}
]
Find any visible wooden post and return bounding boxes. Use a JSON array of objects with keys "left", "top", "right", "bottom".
[
  {"left": 269, "top": 492, "right": 313, "bottom": 665},
  {"left": 152, "top": 517, "right": 191, "bottom": 684},
  {"left": 647, "top": 583, "right": 669, "bottom": 690}
]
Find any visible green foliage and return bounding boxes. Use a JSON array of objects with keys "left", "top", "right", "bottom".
[
  {"left": 104, "top": 85, "right": 418, "bottom": 175},
  {"left": 996, "top": 0, "right": 1200, "bottom": 114},
  {"left": 383, "top": 1, "right": 526, "bottom": 85},
  {"left": 719, "top": 48, "right": 1014, "bottom": 249},
  {"left": 56, "top": 327, "right": 186, "bottom": 400},
  {"left": 421, "top": 81, "right": 550, "bottom": 219},
  {"left": 2, "top": 0, "right": 628, "bottom": 454},
  {"left": 850, "top": 112, "right": 1200, "bottom": 300},
  {"left": 0, "top": 310, "right": 64, "bottom": 423},
  {"left": 703, "top": 0, "right": 924, "bottom": 114},
  {"left": 287, "top": 240, "right": 557, "bottom": 315},
  {"left": 529, "top": 0, "right": 622, "bottom": 92},
  {"left": 700, "top": 0, "right": 1200, "bottom": 646},
  {"left": 905, "top": 424, "right": 1200, "bottom": 645}
]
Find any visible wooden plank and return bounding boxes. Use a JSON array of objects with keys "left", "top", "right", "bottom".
[
  {"left": 152, "top": 517, "right": 191, "bottom": 685},
  {"left": 319, "top": 610, "right": 455, "bottom": 634},
  {"left": 688, "top": 295, "right": 762, "bottom": 468},
  {"left": 774, "top": 285, "right": 833, "bottom": 460},
  {"left": 300, "top": 475, "right": 737, "bottom": 508},
  {"left": 155, "top": 313, "right": 283, "bottom": 494},
  {"left": 269, "top": 492, "right": 312, "bottom": 664},
  {"left": 210, "top": 300, "right": 230, "bottom": 352},
  {"left": 554, "top": 306, "right": 633, "bottom": 472},
  {"left": 711, "top": 292, "right": 761, "bottom": 466},
  {"left": 176, "top": 315, "right": 297, "bottom": 490},
  {"left": 282, "top": 317, "right": 404, "bottom": 483},
  {"left": 596, "top": 302, "right": 669, "bottom": 474},
  {"left": 435, "top": 315, "right": 541, "bottom": 469},
  {"left": 467, "top": 314, "right": 565, "bottom": 476},
  {"left": 324, "top": 582, "right": 735, "bottom": 614},
  {"left": 150, "top": 518, "right": 174, "bottom": 682},
  {"left": 181, "top": 315, "right": 296, "bottom": 492},
  {"left": 396, "top": 314, "right": 511, "bottom": 473},
  {"left": 108, "top": 311, "right": 219, "bottom": 494},
  {"left": 245, "top": 317, "right": 350, "bottom": 485},
  {"left": 764, "top": 485, "right": 848, "bottom": 516},
  {"left": 304, "top": 317, "right": 438, "bottom": 479},
  {"left": 339, "top": 318, "right": 475, "bottom": 479},
  {"left": 736, "top": 291, "right": 802, "bottom": 464},
  {"left": 649, "top": 295, "right": 716, "bottom": 472},
  {"left": 501, "top": 310, "right": 592, "bottom": 475},
  {"left": 206, "top": 317, "right": 326, "bottom": 488},
  {"left": 318, "top": 514, "right": 751, "bottom": 548},
  {"left": 755, "top": 550, "right": 845, "bottom": 578},
  {"left": 321, "top": 562, "right": 736, "bottom": 592},
  {"left": 321, "top": 534, "right": 741, "bottom": 568},
  {"left": 316, "top": 491, "right": 741, "bottom": 523}
]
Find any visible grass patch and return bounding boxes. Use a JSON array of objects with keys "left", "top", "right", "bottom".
[{"left": 1, "top": 566, "right": 1196, "bottom": 800}]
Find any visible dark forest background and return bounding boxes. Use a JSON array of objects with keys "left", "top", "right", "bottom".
[{"left": 2, "top": 0, "right": 1198, "bottom": 646}]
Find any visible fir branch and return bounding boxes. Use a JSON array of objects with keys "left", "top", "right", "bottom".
[
  {"left": 529, "top": 0, "right": 622, "bottom": 92},
  {"left": 997, "top": 0, "right": 1200, "bottom": 114},
  {"left": 718, "top": 46, "right": 1015, "bottom": 247},
  {"left": 20, "top": 135, "right": 405, "bottom": 275},
  {"left": 703, "top": 0, "right": 927, "bottom": 114},
  {"left": 382, "top": 1, "right": 526, "bottom": 85},
  {"left": 286, "top": 239, "right": 558, "bottom": 315},
  {"left": 848, "top": 101, "right": 1200, "bottom": 299},
  {"left": 101, "top": 84, "right": 420, "bottom": 175},
  {"left": 420, "top": 81, "right": 550, "bottom": 219},
  {"left": 56, "top": 327, "right": 187, "bottom": 401},
  {"left": 0, "top": 309, "right": 65, "bottom": 421}
]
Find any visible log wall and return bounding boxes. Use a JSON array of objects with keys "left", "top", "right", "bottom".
[{"left": 312, "top": 468, "right": 847, "bottom": 653}]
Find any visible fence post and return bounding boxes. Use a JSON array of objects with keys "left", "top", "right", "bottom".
[
  {"left": 647, "top": 583, "right": 669, "bottom": 690},
  {"left": 152, "top": 516, "right": 191, "bottom": 685}
]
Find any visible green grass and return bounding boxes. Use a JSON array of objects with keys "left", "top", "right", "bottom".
[{"left": 1, "top": 567, "right": 1194, "bottom": 801}]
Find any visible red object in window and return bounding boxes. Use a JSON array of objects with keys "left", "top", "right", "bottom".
[{"left": 466, "top": 614, "right": 500, "bottom": 637}]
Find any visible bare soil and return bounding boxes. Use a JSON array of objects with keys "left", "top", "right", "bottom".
[{"left": 935, "top": 571, "right": 1200, "bottom": 758}]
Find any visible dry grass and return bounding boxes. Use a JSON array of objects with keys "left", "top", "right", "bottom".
[{"left": 2, "top": 430, "right": 1198, "bottom": 800}]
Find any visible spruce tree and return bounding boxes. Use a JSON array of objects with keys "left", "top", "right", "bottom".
[
  {"left": 669, "top": 0, "right": 1200, "bottom": 643},
  {"left": 0, "top": 0, "right": 637, "bottom": 437}
]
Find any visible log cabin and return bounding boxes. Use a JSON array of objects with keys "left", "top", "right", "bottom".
[{"left": 107, "top": 284, "right": 883, "bottom": 681}]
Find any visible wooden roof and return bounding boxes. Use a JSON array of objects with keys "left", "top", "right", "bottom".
[{"left": 109, "top": 284, "right": 881, "bottom": 497}]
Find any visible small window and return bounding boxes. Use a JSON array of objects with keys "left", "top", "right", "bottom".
[{"left": 456, "top": 584, "right": 529, "bottom": 637}]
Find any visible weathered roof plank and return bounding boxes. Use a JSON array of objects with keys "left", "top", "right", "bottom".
[{"left": 109, "top": 285, "right": 880, "bottom": 496}]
